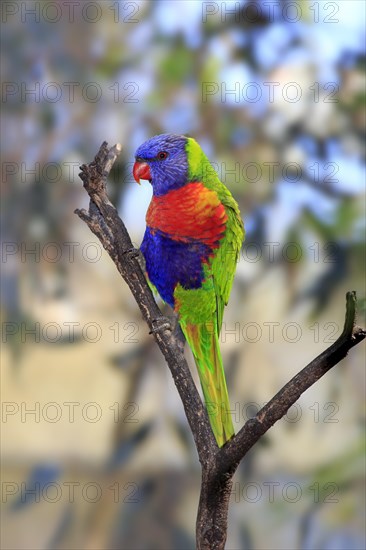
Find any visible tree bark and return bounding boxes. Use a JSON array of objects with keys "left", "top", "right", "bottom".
[{"left": 196, "top": 461, "right": 238, "bottom": 550}]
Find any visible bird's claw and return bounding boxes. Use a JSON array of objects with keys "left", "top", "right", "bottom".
[
  {"left": 149, "top": 317, "right": 172, "bottom": 335},
  {"left": 122, "top": 247, "right": 141, "bottom": 261}
]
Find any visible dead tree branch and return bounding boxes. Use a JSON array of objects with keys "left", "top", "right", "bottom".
[{"left": 76, "top": 142, "right": 365, "bottom": 550}]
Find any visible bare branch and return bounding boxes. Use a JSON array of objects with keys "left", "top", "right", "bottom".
[{"left": 221, "top": 291, "right": 366, "bottom": 468}]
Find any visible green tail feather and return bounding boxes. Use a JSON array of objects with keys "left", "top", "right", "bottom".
[{"left": 181, "top": 321, "right": 235, "bottom": 447}]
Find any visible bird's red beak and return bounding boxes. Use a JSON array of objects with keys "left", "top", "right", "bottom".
[{"left": 133, "top": 161, "right": 151, "bottom": 184}]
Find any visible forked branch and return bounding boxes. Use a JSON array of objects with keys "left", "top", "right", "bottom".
[{"left": 76, "top": 142, "right": 365, "bottom": 550}]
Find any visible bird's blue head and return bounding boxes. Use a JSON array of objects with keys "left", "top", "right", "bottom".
[{"left": 133, "top": 134, "right": 188, "bottom": 196}]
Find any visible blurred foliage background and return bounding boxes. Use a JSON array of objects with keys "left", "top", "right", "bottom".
[{"left": 1, "top": 1, "right": 365, "bottom": 549}]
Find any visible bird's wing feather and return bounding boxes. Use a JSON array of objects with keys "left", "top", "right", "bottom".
[
  {"left": 211, "top": 202, "right": 244, "bottom": 334},
  {"left": 185, "top": 137, "right": 245, "bottom": 333}
]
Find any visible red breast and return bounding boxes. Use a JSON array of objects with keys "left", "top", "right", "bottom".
[{"left": 146, "top": 182, "right": 227, "bottom": 248}]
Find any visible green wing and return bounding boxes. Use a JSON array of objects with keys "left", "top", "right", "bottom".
[
  {"left": 186, "top": 136, "right": 245, "bottom": 333},
  {"left": 212, "top": 201, "right": 244, "bottom": 333},
  {"left": 173, "top": 138, "right": 245, "bottom": 446}
]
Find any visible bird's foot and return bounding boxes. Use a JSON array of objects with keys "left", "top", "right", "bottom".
[
  {"left": 173, "top": 323, "right": 186, "bottom": 352},
  {"left": 149, "top": 316, "right": 172, "bottom": 335},
  {"left": 122, "top": 247, "right": 142, "bottom": 261}
]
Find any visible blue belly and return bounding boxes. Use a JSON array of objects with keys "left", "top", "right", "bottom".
[{"left": 140, "top": 227, "right": 212, "bottom": 307}]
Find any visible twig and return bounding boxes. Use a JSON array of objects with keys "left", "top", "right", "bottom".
[{"left": 221, "top": 291, "right": 366, "bottom": 468}]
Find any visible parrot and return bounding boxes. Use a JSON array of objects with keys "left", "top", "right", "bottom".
[{"left": 133, "top": 134, "right": 244, "bottom": 447}]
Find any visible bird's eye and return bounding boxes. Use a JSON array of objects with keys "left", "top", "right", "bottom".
[{"left": 157, "top": 151, "right": 168, "bottom": 160}]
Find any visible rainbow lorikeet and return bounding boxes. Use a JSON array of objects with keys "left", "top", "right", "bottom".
[{"left": 133, "top": 134, "right": 244, "bottom": 447}]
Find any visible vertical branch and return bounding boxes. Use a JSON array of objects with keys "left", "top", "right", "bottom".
[{"left": 196, "top": 463, "right": 237, "bottom": 550}]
